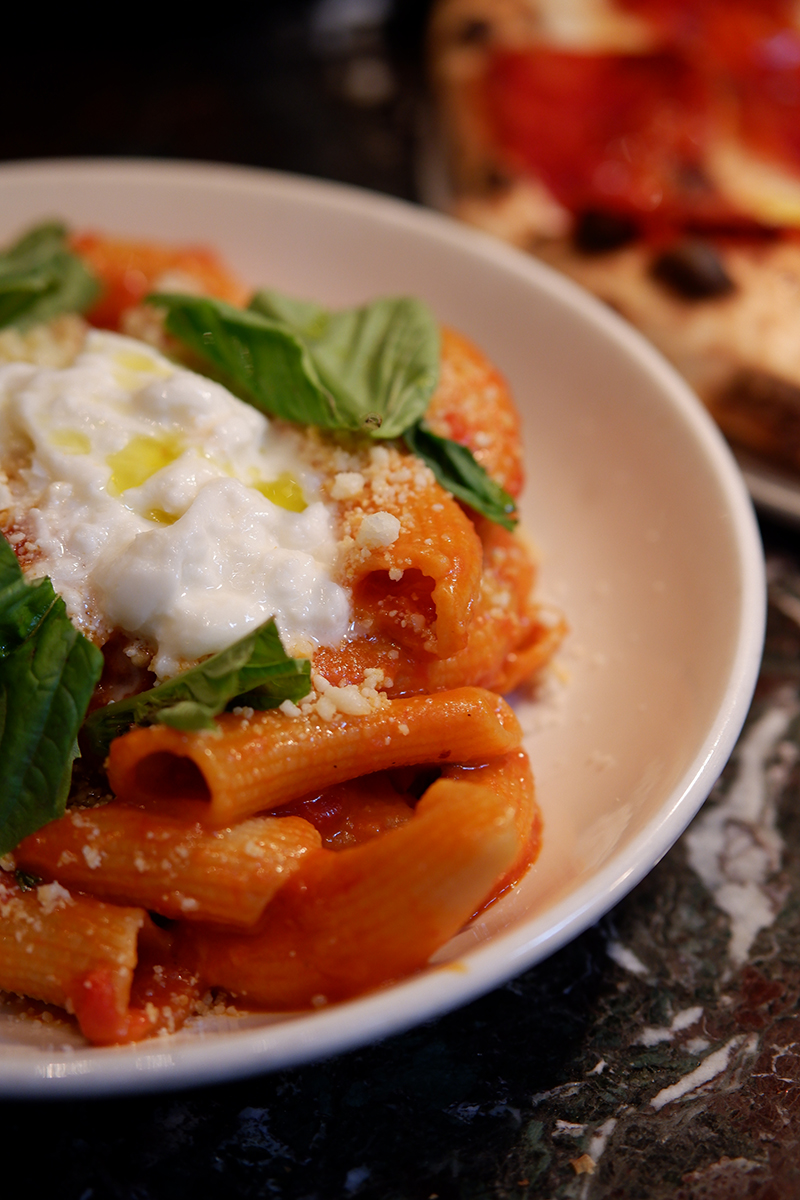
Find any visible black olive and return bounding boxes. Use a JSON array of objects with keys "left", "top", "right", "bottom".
[
  {"left": 719, "top": 369, "right": 800, "bottom": 424},
  {"left": 484, "top": 166, "right": 512, "bottom": 194},
  {"left": 456, "top": 19, "right": 491, "bottom": 44},
  {"left": 573, "top": 209, "right": 640, "bottom": 254},
  {"left": 650, "top": 240, "right": 735, "bottom": 299},
  {"left": 715, "top": 368, "right": 800, "bottom": 463}
]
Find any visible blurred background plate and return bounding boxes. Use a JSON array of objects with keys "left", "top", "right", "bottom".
[{"left": 734, "top": 450, "right": 800, "bottom": 528}]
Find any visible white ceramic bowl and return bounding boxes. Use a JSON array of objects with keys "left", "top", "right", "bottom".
[{"left": 0, "top": 160, "right": 765, "bottom": 1096}]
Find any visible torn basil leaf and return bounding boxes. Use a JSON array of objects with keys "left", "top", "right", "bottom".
[
  {"left": 0, "top": 538, "right": 104, "bottom": 856},
  {"left": 0, "top": 221, "right": 100, "bottom": 331},
  {"left": 249, "top": 290, "right": 440, "bottom": 438},
  {"left": 0, "top": 536, "right": 58, "bottom": 656},
  {"left": 83, "top": 618, "right": 311, "bottom": 757},
  {"left": 150, "top": 294, "right": 341, "bottom": 427},
  {"left": 148, "top": 290, "right": 439, "bottom": 439},
  {"left": 403, "top": 421, "right": 518, "bottom": 531}
]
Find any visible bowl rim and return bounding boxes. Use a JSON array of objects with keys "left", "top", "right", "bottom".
[{"left": 0, "top": 158, "right": 766, "bottom": 1096}]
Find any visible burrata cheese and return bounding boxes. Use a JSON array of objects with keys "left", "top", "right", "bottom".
[{"left": 0, "top": 330, "right": 351, "bottom": 678}]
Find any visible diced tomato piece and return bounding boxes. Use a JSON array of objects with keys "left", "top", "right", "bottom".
[{"left": 70, "top": 232, "right": 250, "bottom": 330}]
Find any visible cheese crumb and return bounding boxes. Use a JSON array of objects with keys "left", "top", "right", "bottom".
[
  {"left": 356, "top": 511, "right": 401, "bottom": 549},
  {"left": 327, "top": 686, "right": 374, "bottom": 716},
  {"left": 82, "top": 845, "right": 102, "bottom": 870},
  {"left": 316, "top": 695, "right": 337, "bottom": 722},
  {"left": 0, "top": 853, "right": 15, "bottom": 873},
  {"left": 331, "top": 471, "right": 365, "bottom": 500},
  {"left": 37, "top": 882, "right": 74, "bottom": 914},
  {"left": 298, "top": 668, "right": 389, "bottom": 722}
]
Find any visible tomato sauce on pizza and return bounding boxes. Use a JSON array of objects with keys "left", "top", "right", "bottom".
[{"left": 479, "top": 0, "right": 800, "bottom": 234}]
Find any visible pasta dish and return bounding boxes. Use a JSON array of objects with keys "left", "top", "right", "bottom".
[{"left": 0, "top": 225, "right": 561, "bottom": 1045}]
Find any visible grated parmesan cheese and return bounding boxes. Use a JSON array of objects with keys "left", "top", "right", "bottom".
[
  {"left": 292, "top": 667, "right": 390, "bottom": 723},
  {"left": 81, "top": 845, "right": 103, "bottom": 870},
  {"left": 356, "top": 511, "right": 401, "bottom": 549},
  {"left": 330, "top": 471, "right": 365, "bottom": 500},
  {"left": 36, "top": 882, "right": 74, "bottom": 914}
]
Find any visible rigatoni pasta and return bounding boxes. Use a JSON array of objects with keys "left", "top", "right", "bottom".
[
  {"left": 182, "top": 750, "right": 538, "bottom": 1009},
  {"left": 15, "top": 807, "right": 322, "bottom": 926},
  {"left": 0, "top": 227, "right": 562, "bottom": 1045},
  {"left": 0, "top": 875, "right": 145, "bottom": 1027},
  {"left": 105, "top": 688, "right": 523, "bottom": 824}
]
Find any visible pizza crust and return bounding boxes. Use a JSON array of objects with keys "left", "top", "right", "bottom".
[
  {"left": 540, "top": 237, "right": 800, "bottom": 467},
  {"left": 428, "top": 0, "right": 800, "bottom": 472}
]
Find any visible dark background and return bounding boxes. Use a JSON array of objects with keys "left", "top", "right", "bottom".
[{"left": 1, "top": 1, "right": 433, "bottom": 198}]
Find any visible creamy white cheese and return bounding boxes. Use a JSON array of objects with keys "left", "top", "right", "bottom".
[{"left": 0, "top": 330, "right": 351, "bottom": 677}]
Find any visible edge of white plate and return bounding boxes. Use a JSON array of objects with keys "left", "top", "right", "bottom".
[{"left": 0, "top": 160, "right": 766, "bottom": 1096}]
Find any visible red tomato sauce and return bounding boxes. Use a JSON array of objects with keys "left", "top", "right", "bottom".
[{"left": 482, "top": 0, "right": 800, "bottom": 233}]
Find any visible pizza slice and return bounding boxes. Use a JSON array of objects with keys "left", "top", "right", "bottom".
[{"left": 429, "top": 0, "right": 800, "bottom": 472}]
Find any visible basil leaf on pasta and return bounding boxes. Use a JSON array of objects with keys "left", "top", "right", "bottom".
[
  {"left": 403, "top": 421, "right": 518, "bottom": 531},
  {"left": 0, "top": 537, "right": 58, "bottom": 656},
  {"left": 0, "top": 222, "right": 100, "bottom": 331},
  {"left": 0, "top": 545, "right": 103, "bottom": 856},
  {"left": 155, "top": 700, "right": 220, "bottom": 734},
  {"left": 249, "top": 290, "right": 439, "bottom": 439},
  {"left": 148, "top": 291, "right": 439, "bottom": 439},
  {"left": 83, "top": 618, "right": 311, "bottom": 756},
  {"left": 151, "top": 291, "right": 517, "bottom": 529},
  {"left": 150, "top": 293, "right": 343, "bottom": 429}
]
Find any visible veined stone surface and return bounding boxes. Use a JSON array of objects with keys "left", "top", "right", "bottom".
[{"left": 4, "top": 543, "right": 800, "bottom": 1199}]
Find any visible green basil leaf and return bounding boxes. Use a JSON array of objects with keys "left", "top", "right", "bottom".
[
  {"left": 83, "top": 618, "right": 311, "bottom": 756},
  {"left": 0, "top": 537, "right": 57, "bottom": 656},
  {"left": 249, "top": 291, "right": 440, "bottom": 438},
  {"left": 403, "top": 421, "right": 518, "bottom": 531},
  {"left": 3, "top": 222, "right": 68, "bottom": 266},
  {"left": 0, "top": 274, "right": 54, "bottom": 329},
  {"left": 0, "top": 221, "right": 100, "bottom": 331},
  {"left": 150, "top": 293, "right": 344, "bottom": 427},
  {"left": 155, "top": 700, "right": 220, "bottom": 733},
  {"left": 0, "top": 597, "right": 104, "bottom": 857},
  {"left": 148, "top": 291, "right": 439, "bottom": 439},
  {"left": 151, "top": 291, "right": 516, "bottom": 528}
]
